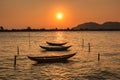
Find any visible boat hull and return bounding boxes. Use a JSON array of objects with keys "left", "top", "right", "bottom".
[
  {"left": 46, "top": 41, "right": 67, "bottom": 46},
  {"left": 28, "top": 53, "right": 76, "bottom": 63},
  {"left": 40, "top": 45, "right": 71, "bottom": 51}
]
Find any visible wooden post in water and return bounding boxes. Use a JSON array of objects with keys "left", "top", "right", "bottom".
[
  {"left": 88, "top": 43, "right": 91, "bottom": 52},
  {"left": 14, "top": 55, "right": 17, "bottom": 67},
  {"left": 17, "top": 46, "right": 19, "bottom": 55},
  {"left": 98, "top": 53, "right": 100, "bottom": 61},
  {"left": 29, "top": 32, "right": 30, "bottom": 48},
  {"left": 82, "top": 39, "right": 84, "bottom": 48}
]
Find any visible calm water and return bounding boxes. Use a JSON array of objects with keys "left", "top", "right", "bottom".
[{"left": 0, "top": 31, "right": 120, "bottom": 80}]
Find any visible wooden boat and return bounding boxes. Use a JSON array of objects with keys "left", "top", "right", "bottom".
[
  {"left": 40, "top": 45, "right": 71, "bottom": 51},
  {"left": 28, "top": 53, "right": 76, "bottom": 63},
  {"left": 46, "top": 41, "right": 67, "bottom": 46}
]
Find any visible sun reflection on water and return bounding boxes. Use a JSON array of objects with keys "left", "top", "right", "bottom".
[{"left": 54, "top": 32, "right": 65, "bottom": 42}]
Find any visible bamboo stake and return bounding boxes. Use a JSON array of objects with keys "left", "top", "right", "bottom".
[
  {"left": 98, "top": 53, "right": 100, "bottom": 61},
  {"left": 14, "top": 55, "right": 17, "bottom": 67},
  {"left": 29, "top": 32, "right": 30, "bottom": 48},
  {"left": 17, "top": 46, "right": 19, "bottom": 55},
  {"left": 82, "top": 39, "right": 84, "bottom": 48},
  {"left": 88, "top": 43, "right": 91, "bottom": 52}
]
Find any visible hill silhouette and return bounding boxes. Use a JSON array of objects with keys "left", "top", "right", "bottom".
[
  {"left": 72, "top": 22, "right": 120, "bottom": 30},
  {"left": 102, "top": 22, "right": 120, "bottom": 29},
  {"left": 72, "top": 22, "right": 101, "bottom": 30}
]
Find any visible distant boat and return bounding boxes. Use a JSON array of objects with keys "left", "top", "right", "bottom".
[
  {"left": 40, "top": 45, "right": 71, "bottom": 51},
  {"left": 27, "top": 53, "right": 76, "bottom": 63},
  {"left": 46, "top": 41, "right": 67, "bottom": 46}
]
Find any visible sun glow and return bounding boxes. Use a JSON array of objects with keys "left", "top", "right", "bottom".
[{"left": 57, "top": 13, "right": 63, "bottom": 19}]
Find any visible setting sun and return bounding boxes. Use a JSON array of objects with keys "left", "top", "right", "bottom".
[{"left": 57, "top": 13, "right": 63, "bottom": 19}]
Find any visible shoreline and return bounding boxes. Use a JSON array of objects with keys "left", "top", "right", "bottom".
[{"left": 0, "top": 29, "right": 120, "bottom": 32}]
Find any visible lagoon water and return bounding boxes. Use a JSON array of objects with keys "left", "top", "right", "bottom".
[{"left": 0, "top": 31, "right": 120, "bottom": 80}]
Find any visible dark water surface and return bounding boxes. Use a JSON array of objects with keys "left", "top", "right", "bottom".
[{"left": 0, "top": 31, "right": 120, "bottom": 80}]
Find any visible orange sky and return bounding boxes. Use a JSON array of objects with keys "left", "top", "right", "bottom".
[{"left": 0, "top": 0, "right": 120, "bottom": 29}]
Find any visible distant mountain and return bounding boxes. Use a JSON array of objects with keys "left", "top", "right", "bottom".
[
  {"left": 102, "top": 22, "right": 120, "bottom": 29},
  {"left": 72, "top": 22, "right": 120, "bottom": 30},
  {"left": 72, "top": 22, "right": 101, "bottom": 30}
]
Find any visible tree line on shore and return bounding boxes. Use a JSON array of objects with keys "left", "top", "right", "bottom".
[{"left": 0, "top": 21, "right": 120, "bottom": 32}]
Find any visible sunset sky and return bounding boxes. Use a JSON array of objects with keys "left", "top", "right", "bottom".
[{"left": 0, "top": 0, "right": 120, "bottom": 29}]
